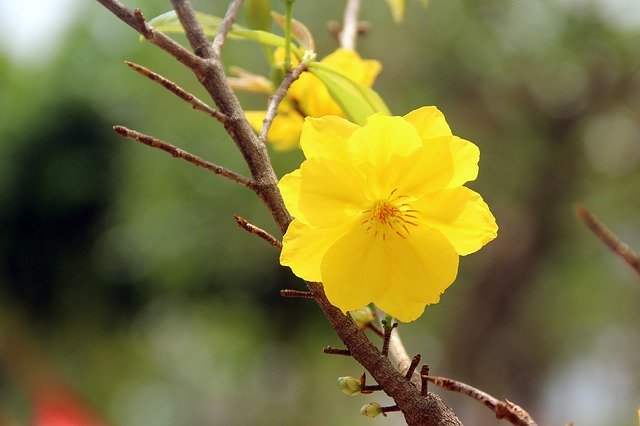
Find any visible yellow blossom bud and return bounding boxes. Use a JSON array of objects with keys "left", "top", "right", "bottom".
[
  {"left": 360, "top": 402, "right": 382, "bottom": 418},
  {"left": 338, "top": 376, "right": 361, "bottom": 396}
]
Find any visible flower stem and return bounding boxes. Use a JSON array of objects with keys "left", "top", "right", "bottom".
[{"left": 283, "top": 0, "right": 294, "bottom": 72}]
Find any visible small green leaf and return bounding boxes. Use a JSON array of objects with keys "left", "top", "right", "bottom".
[
  {"left": 271, "top": 11, "right": 314, "bottom": 51},
  {"left": 308, "top": 62, "right": 390, "bottom": 126},
  {"left": 146, "top": 11, "right": 287, "bottom": 49},
  {"left": 245, "top": 0, "right": 272, "bottom": 31}
]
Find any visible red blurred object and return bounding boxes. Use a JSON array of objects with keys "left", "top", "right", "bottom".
[{"left": 32, "top": 388, "right": 105, "bottom": 426}]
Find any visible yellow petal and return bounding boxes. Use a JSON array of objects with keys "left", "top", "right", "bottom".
[
  {"left": 298, "top": 157, "right": 369, "bottom": 227},
  {"left": 290, "top": 72, "right": 343, "bottom": 117},
  {"left": 280, "top": 219, "right": 355, "bottom": 282},
  {"left": 373, "top": 227, "right": 459, "bottom": 322},
  {"left": 415, "top": 187, "right": 498, "bottom": 256},
  {"left": 447, "top": 136, "right": 480, "bottom": 187},
  {"left": 349, "top": 115, "right": 422, "bottom": 195},
  {"left": 245, "top": 110, "right": 266, "bottom": 134},
  {"left": 395, "top": 138, "right": 454, "bottom": 198},
  {"left": 321, "top": 49, "right": 382, "bottom": 87},
  {"left": 404, "top": 107, "right": 480, "bottom": 187},
  {"left": 278, "top": 169, "right": 305, "bottom": 222},
  {"left": 245, "top": 107, "right": 304, "bottom": 151},
  {"left": 300, "top": 115, "right": 359, "bottom": 161},
  {"left": 376, "top": 297, "right": 427, "bottom": 323},
  {"left": 320, "top": 227, "right": 391, "bottom": 312},
  {"left": 403, "top": 106, "right": 452, "bottom": 139}
]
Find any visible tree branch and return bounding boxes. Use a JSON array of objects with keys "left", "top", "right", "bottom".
[
  {"left": 340, "top": 0, "right": 362, "bottom": 50},
  {"left": 425, "top": 375, "right": 537, "bottom": 426},
  {"left": 233, "top": 215, "right": 282, "bottom": 249},
  {"left": 576, "top": 206, "right": 640, "bottom": 276},
  {"left": 125, "top": 61, "right": 227, "bottom": 123},
  {"left": 95, "top": 1, "right": 203, "bottom": 70},
  {"left": 96, "top": 1, "right": 464, "bottom": 423},
  {"left": 212, "top": 0, "right": 244, "bottom": 59},
  {"left": 113, "top": 125, "right": 255, "bottom": 189},
  {"left": 258, "top": 61, "right": 308, "bottom": 146}
]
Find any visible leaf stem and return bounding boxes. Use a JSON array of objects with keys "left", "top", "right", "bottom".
[{"left": 283, "top": 0, "right": 294, "bottom": 72}]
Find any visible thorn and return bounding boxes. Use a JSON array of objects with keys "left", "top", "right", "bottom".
[
  {"left": 280, "top": 289, "right": 314, "bottom": 299},
  {"left": 420, "top": 365, "right": 430, "bottom": 396},
  {"left": 405, "top": 354, "right": 421, "bottom": 380},
  {"left": 323, "top": 346, "right": 351, "bottom": 356}
]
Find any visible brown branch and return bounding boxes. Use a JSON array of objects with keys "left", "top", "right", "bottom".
[
  {"left": 233, "top": 215, "right": 282, "bottom": 249},
  {"left": 161, "top": 0, "right": 293, "bottom": 232},
  {"left": 97, "top": 1, "right": 464, "bottom": 424},
  {"left": 280, "top": 289, "right": 314, "bottom": 299},
  {"left": 425, "top": 375, "right": 537, "bottom": 426},
  {"left": 381, "top": 321, "right": 398, "bottom": 357},
  {"left": 404, "top": 354, "right": 421, "bottom": 381},
  {"left": 212, "top": 0, "right": 244, "bottom": 59},
  {"left": 258, "top": 61, "right": 308, "bottom": 146},
  {"left": 125, "top": 61, "right": 227, "bottom": 123},
  {"left": 420, "top": 365, "right": 430, "bottom": 397},
  {"left": 95, "top": 1, "right": 203, "bottom": 70},
  {"left": 113, "top": 126, "right": 255, "bottom": 189},
  {"left": 576, "top": 206, "right": 640, "bottom": 276},
  {"left": 340, "top": 0, "right": 362, "bottom": 50},
  {"left": 307, "top": 282, "right": 462, "bottom": 425},
  {"left": 365, "top": 322, "right": 384, "bottom": 338},
  {"left": 169, "top": 0, "right": 215, "bottom": 59},
  {"left": 323, "top": 346, "right": 352, "bottom": 356}
]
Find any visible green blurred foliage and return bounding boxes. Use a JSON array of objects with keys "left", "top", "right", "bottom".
[{"left": 0, "top": 0, "right": 639, "bottom": 425}]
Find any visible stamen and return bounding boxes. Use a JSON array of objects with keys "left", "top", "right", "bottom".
[{"left": 361, "top": 191, "right": 420, "bottom": 240}]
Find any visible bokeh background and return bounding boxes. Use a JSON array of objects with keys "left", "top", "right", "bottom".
[{"left": 1, "top": 0, "right": 639, "bottom": 424}]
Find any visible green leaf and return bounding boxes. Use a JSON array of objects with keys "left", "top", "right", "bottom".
[
  {"left": 146, "top": 11, "right": 287, "bottom": 49},
  {"left": 245, "top": 0, "right": 272, "bottom": 31},
  {"left": 308, "top": 62, "right": 390, "bottom": 126}
]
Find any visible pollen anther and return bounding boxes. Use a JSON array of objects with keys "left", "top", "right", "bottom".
[{"left": 362, "top": 191, "right": 419, "bottom": 239}]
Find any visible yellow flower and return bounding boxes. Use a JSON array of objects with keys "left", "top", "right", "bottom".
[
  {"left": 246, "top": 102, "right": 304, "bottom": 151},
  {"left": 278, "top": 107, "right": 498, "bottom": 322},
  {"left": 246, "top": 48, "right": 381, "bottom": 151}
]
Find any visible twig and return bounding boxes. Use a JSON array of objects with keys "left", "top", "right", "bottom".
[
  {"left": 404, "top": 354, "right": 421, "bottom": 381},
  {"left": 359, "top": 373, "right": 383, "bottom": 393},
  {"left": 365, "top": 322, "right": 384, "bottom": 338},
  {"left": 170, "top": 0, "right": 215, "bottom": 59},
  {"left": 420, "top": 365, "right": 429, "bottom": 396},
  {"left": 165, "top": 0, "right": 293, "bottom": 231},
  {"left": 381, "top": 321, "right": 397, "bottom": 357},
  {"left": 323, "top": 346, "right": 351, "bottom": 356},
  {"left": 233, "top": 215, "right": 282, "bottom": 249},
  {"left": 213, "top": 0, "right": 245, "bottom": 59},
  {"left": 258, "top": 61, "right": 308, "bottom": 145},
  {"left": 125, "top": 61, "right": 227, "bottom": 123},
  {"left": 374, "top": 306, "right": 419, "bottom": 387},
  {"left": 113, "top": 126, "right": 255, "bottom": 189},
  {"left": 339, "top": 0, "right": 362, "bottom": 50},
  {"left": 381, "top": 405, "right": 401, "bottom": 416},
  {"left": 576, "top": 206, "right": 640, "bottom": 276},
  {"left": 95, "top": 1, "right": 202, "bottom": 70},
  {"left": 280, "top": 289, "right": 314, "bottom": 298},
  {"left": 425, "top": 375, "right": 537, "bottom": 426}
]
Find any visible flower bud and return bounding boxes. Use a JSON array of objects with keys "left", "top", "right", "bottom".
[
  {"left": 338, "top": 376, "right": 361, "bottom": 396},
  {"left": 360, "top": 402, "right": 382, "bottom": 418},
  {"left": 349, "top": 307, "right": 375, "bottom": 329}
]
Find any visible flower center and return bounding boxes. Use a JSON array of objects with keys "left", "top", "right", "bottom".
[{"left": 362, "top": 189, "right": 419, "bottom": 240}]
